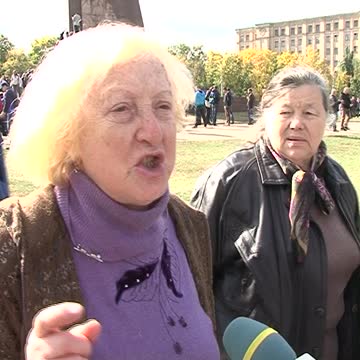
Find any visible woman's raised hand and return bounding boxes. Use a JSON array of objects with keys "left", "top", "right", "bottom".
[{"left": 25, "top": 302, "right": 101, "bottom": 359}]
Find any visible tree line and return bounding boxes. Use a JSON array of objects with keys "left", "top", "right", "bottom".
[
  {"left": 1, "top": 34, "right": 359, "bottom": 97},
  {"left": 169, "top": 44, "right": 360, "bottom": 97},
  {"left": 0, "top": 34, "right": 57, "bottom": 77}
]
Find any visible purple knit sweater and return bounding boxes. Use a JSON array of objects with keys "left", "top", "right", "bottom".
[{"left": 55, "top": 171, "right": 219, "bottom": 360}]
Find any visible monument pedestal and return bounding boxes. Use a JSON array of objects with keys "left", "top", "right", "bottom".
[{"left": 68, "top": 0, "right": 143, "bottom": 31}]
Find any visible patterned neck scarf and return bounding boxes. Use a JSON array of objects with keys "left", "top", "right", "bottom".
[{"left": 266, "top": 139, "right": 335, "bottom": 263}]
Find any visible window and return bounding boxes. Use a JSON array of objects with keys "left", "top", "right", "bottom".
[
  {"left": 354, "top": 33, "right": 358, "bottom": 40},
  {"left": 308, "top": 25, "right": 313, "bottom": 33},
  {"left": 246, "top": 45, "right": 249, "bottom": 49},
  {"left": 315, "top": 37, "right": 320, "bottom": 44},
  {"left": 326, "top": 60, "right": 330, "bottom": 66},
  {"left": 334, "top": 48, "right": 338, "bottom": 55},
  {"left": 298, "top": 38, "right": 302, "bottom": 45},
  {"left": 291, "top": 39, "right": 295, "bottom": 46},
  {"left": 326, "top": 35, "right": 331, "bottom": 43},
  {"left": 281, "top": 40, "right": 285, "bottom": 48},
  {"left": 240, "top": 35, "right": 244, "bottom": 42},
  {"left": 326, "top": 48, "right": 331, "bottom": 55},
  {"left": 275, "top": 40, "right": 279, "bottom": 48},
  {"left": 334, "top": 34, "right": 338, "bottom": 42},
  {"left": 354, "top": 20, "right": 359, "bottom": 28},
  {"left": 307, "top": 38, "right": 312, "bottom": 45},
  {"left": 274, "top": 29, "right": 279, "bottom": 36},
  {"left": 334, "top": 60, "right": 338, "bottom": 67},
  {"left": 246, "top": 34, "right": 250, "bottom": 41},
  {"left": 326, "top": 23, "right": 331, "bottom": 31},
  {"left": 290, "top": 27, "right": 295, "bottom": 35},
  {"left": 315, "top": 24, "right": 320, "bottom": 33},
  {"left": 281, "top": 28, "right": 286, "bottom": 36},
  {"left": 354, "top": 46, "right": 358, "bottom": 53},
  {"left": 345, "top": 33, "right": 350, "bottom": 41},
  {"left": 345, "top": 20, "right": 350, "bottom": 29},
  {"left": 334, "top": 22, "right": 339, "bottom": 30},
  {"left": 298, "top": 26, "right": 302, "bottom": 34},
  {"left": 240, "top": 46, "right": 244, "bottom": 50}
]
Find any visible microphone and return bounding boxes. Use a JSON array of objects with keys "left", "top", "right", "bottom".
[{"left": 223, "top": 317, "right": 315, "bottom": 359}]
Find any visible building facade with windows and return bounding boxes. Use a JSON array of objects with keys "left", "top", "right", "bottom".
[{"left": 236, "top": 11, "right": 359, "bottom": 71}]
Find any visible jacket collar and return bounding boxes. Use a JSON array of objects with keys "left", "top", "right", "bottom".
[
  {"left": 254, "top": 138, "right": 289, "bottom": 185},
  {"left": 254, "top": 137, "right": 351, "bottom": 187}
]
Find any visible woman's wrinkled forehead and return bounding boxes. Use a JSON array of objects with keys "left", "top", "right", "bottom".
[
  {"left": 85, "top": 54, "right": 173, "bottom": 109},
  {"left": 263, "top": 85, "right": 324, "bottom": 109},
  {"left": 102, "top": 54, "right": 170, "bottom": 90},
  {"left": 262, "top": 87, "right": 290, "bottom": 109}
]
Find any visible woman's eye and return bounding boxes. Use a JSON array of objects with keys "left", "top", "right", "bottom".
[
  {"left": 114, "top": 105, "right": 129, "bottom": 112},
  {"left": 280, "top": 111, "right": 290, "bottom": 115},
  {"left": 158, "top": 102, "right": 172, "bottom": 110}
]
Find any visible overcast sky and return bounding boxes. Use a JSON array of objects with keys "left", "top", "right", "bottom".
[{"left": 1, "top": 1, "right": 359, "bottom": 52}]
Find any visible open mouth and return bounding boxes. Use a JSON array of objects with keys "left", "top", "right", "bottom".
[{"left": 141, "top": 154, "right": 164, "bottom": 169}]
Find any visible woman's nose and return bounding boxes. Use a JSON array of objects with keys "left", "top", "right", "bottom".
[
  {"left": 289, "top": 115, "right": 304, "bottom": 129},
  {"left": 135, "top": 108, "right": 163, "bottom": 144}
]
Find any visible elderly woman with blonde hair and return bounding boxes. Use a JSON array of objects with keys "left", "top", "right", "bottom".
[{"left": 0, "top": 24, "right": 220, "bottom": 360}]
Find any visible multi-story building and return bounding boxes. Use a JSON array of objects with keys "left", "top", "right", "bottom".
[{"left": 236, "top": 11, "right": 359, "bottom": 71}]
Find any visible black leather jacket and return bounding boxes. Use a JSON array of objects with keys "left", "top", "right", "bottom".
[{"left": 191, "top": 138, "right": 360, "bottom": 360}]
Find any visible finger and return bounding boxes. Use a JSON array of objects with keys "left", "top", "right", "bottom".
[
  {"left": 33, "top": 302, "right": 85, "bottom": 338},
  {"left": 27, "top": 330, "right": 93, "bottom": 359},
  {"left": 69, "top": 319, "right": 102, "bottom": 344}
]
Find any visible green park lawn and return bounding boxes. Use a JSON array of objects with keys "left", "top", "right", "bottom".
[
  {"left": 171, "top": 135, "right": 360, "bottom": 202},
  {"left": 5, "top": 134, "right": 360, "bottom": 203}
]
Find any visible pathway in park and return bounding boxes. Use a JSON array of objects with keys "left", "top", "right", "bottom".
[{"left": 178, "top": 116, "right": 360, "bottom": 141}]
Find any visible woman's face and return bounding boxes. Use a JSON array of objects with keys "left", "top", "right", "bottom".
[
  {"left": 78, "top": 56, "right": 177, "bottom": 209},
  {"left": 264, "top": 84, "right": 327, "bottom": 170}
]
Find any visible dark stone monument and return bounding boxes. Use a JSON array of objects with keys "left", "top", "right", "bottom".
[{"left": 68, "top": 0, "right": 143, "bottom": 31}]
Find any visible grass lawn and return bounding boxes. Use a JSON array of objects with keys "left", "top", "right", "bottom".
[
  {"left": 5, "top": 133, "right": 360, "bottom": 203},
  {"left": 171, "top": 135, "right": 360, "bottom": 202}
]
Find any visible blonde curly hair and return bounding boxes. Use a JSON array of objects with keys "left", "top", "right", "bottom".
[{"left": 9, "top": 23, "right": 194, "bottom": 185}]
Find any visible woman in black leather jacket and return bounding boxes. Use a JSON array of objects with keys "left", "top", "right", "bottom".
[{"left": 191, "top": 66, "right": 360, "bottom": 360}]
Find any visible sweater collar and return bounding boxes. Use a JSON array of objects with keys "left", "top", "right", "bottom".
[{"left": 55, "top": 170, "right": 170, "bottom": 262}]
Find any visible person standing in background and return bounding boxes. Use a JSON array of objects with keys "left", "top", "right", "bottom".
[
  {"left": 10, "top": 71, "right": 22, "bottom": 97},
  {"left": 328, "top": 88, "right": 339, "bottom": 132},
  {"left": 339, "top": 87, "right": 351, "bottom": 131},
  {"left": 193, "top": 87, "right": 207, "bottom": 128},
  {"left": 72, "top": 13, "right": 82, "bottom": 33},
  {"left": 247, "top": 88, "right": 255, "bottom": 125},
  {"left": 223, "top": 87, "right": 232, "bottom": 126}
]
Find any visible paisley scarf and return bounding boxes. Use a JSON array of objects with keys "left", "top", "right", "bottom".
[{"left": 266, "top": 139, "right": 335, "bottom": 263}]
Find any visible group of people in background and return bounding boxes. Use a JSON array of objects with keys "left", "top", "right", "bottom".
[
  {"left": 0, "top": 70, "right": 32, "bottom": 136},
  {"left": 328, "top": 86, "right": 359, "bottom": 131},
  {"left": 193, "top": 84, "right": 360, "bottom": 132},
  {"left": 192, "top": 86, "right": 256, "bottom": 128}
]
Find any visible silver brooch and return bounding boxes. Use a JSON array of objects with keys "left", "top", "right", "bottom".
[{"left": 73, "top": 244, "right": 104, "bottom": 263}]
